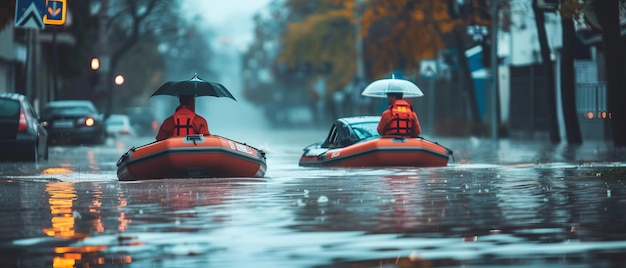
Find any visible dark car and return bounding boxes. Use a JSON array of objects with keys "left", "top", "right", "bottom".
[
  {"left": 42, "top": 100, "right": 106, "bottom": 145},
  {"left": 0, "top": 92, "right": 49, "bottom": 162}
]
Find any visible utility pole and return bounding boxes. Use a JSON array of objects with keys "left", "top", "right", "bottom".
[
  {"left": 490, "top": 0, "right": 500, "bottom": 140},
  {"left": 352, "top": 0, "right": 367, "bottom": 115},
  {"left": 95, "top": 0, "right": 110, "bottom": 113},
  {"left": 355, "top": 0, "right": 365, "bottom": 81}
]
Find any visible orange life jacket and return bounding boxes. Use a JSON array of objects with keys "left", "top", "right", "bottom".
[
  {"left": 384, "top": 99, "right": 414, "bottom": 136},
  {"left": 173, "top": 107, "right": 197, "bottom": 136}
]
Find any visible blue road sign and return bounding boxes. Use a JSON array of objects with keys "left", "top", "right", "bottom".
[
  {"left": 419, "top": 59, "right": 438, "bottom": 79},
  {"left": 15, "top": 0, "right": 46, "bottom": 29}
]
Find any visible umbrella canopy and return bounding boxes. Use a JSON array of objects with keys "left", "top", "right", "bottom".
[
  {"left": 361, "top": 78, "right": 424, "bottom": 98},
  {"left": 151, "top": 73, "right": 237, "bottom": 101}
]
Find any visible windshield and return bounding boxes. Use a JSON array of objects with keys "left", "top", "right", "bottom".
[
  {"left": 350, "top": 122, "right": 379, "bottom": 140},
  {"left": 45, "top": 106, "right": 94, "bottom": 116},
  {"left": 0, "top": 99, "right": 19, "bottom": 119}
]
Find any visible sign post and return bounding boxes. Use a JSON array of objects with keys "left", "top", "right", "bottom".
[{"left": 420, "top": 59, "right": 439, "bottom": 135}]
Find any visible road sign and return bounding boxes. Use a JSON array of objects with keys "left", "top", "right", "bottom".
[
  {"left": 419, "top": 59, "right": 438, "bottom": 79},
  {"left": 43, "top": 0, "right": 67, "bottom": 25},
  {"left": 438, "top": 49, "right": 459, "bottom": 71},
  {"left": 15, "top": 0, "right": 45, "bottom": 29}
]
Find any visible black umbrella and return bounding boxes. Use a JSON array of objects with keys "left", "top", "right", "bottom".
[{"left": 151, "top": 73, "right": 237, "bottom": 101}]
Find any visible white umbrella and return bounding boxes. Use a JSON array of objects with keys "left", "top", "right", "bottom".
[{"left": 361, "top": 78, "right": 424, "bottom": 98}]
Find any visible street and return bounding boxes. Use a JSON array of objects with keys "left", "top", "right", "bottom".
[{"left": 1, "top": 132, "right": 625, "bottom": 267}]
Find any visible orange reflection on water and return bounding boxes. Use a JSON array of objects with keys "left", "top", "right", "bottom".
[
  {"left": 42, "top": 182, "right": 134, "bottom": 267},
  {"left": 42, "top": 168, "right": 73, "bottom": 174},
  {"left": 52, "top": 246, "right": 133, "bottom": 267},
  {"left": 117, "top": 189, "right": 131, "bottom": 232},
  {"left": 88, "top": 151, "right": 102, "bottom": 171},
  {"left": 116, "top": 140, "right": 126, "bottom": 151},
  {"left": 43, "top": 183, "right": 81, "bottom": 239},
  {"left": 55, "top": 245, "right": 108, "bottom": 254},
  {"left": 88, "top": 185, "right": 105, "bottom": 233}
]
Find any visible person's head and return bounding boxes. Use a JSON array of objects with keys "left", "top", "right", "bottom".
[
  {"left": 386, "top": 92, "right": 403, "bottom": 104},
  {"left": 178, "top": 95, "right": 195, "bottom": 110}
]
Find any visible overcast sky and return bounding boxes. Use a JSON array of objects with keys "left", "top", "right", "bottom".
[
  {"left": 179, "top": 0, "right": 272, "bottom": 51},
  {"left": 172, "top": 1, "right": 275, "bottom": 135}
]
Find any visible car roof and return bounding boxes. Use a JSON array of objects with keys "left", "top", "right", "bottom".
[
  {"left": 107, "top": 114, "right": 129, "bottom": 120},
  {"left": 45, "top": 100, "right": 96, "bottom": 108},
  {"left": 337, "top": 116, "right": 381, "bottom": 125},
  {"left": 46, "top": 100, "right": 98, "bottom": 111},
  {"left": 0, "top": 92, "right": 27, "bottom": 102}
]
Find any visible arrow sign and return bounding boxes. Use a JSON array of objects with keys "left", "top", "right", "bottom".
[
  {"left": 15, "top": 1, "right": 45, "bottom": 30},
  {"left": 43, "top": 0, "right": 67, "bottom": 25}
]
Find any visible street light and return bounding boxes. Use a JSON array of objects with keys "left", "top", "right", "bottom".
[
  {"left": 90, "top": 57, "right": 100, "bottom": 71},
  {"left": 114, "top": 74, "right": 125, "bottom": 86}
]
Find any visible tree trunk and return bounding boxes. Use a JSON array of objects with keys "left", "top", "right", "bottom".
[
  {"left": 533, "top": 0, "right": 560, "bottom": 143},
  {"left": 454, "top": 27, "right": 481, "bottom": 132},
  {"left": 592, "top": 0, "right": 626, "bottom": 147},
  {"left": 560, "top": 17, "right": 582, "bottom": 144}
]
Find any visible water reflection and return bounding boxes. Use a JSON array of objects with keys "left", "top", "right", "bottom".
[
  {"left": 43, "top": 182, "right": 84, "bottom": 239},
  {"left": 40, "top": 182, "right": 133, "bottom": 267},
  {"left": 1, "top": 137, "right": 625, "bottom": 267}
]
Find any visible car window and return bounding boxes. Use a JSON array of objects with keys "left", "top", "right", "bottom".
[
  {"left": 45, "top": 106, "right": 93, "bottom": 116},
  {"left": 107, "top": 117, "right": 125, "bottom": 124},
  {"left": 350, "top": 122, "right": 379, "bottom": 140},
  {"left": 23, "top": 100, "right": 39, "bottom": 120},
  {"left": 0, "top": 99, "right": 20, "bottom": 119}
]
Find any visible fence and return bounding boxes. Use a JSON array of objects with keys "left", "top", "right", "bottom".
[{"left": 576, "top": 82, "right": 609, "bottom": 140}]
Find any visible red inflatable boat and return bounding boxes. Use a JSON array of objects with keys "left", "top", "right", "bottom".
[
  {"left": 298, "top": 116, "right": 452, "bottom": 168},
  {"left": 116, "top": 135, "right": 266, "bottom": 180}
]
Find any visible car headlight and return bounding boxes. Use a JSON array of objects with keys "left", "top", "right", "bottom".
[{"left": 78, "top": 117, "right": 96, "bottom": 127}]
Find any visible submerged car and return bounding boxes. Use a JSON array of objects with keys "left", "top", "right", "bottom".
[
  {"left": 0, "top": 92, "right": 49, "bottom": 162},
  {"left": 298, "top": 116, "right": 452, "bottom": 168},
  {"left": 105, "top": 114, "right": 136, "bottom": 138},
  {"left": 42, "top": 100, "right": 106, "bottom": 145}
]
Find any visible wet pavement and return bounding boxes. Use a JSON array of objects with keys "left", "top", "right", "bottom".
[{"left": 0, "top": 130, "right": 625, "bottom": 267}]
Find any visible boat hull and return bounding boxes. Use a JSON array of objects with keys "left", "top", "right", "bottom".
[
  {"left": 117, "top": 135, "right": 266, "bottom": 181},
  {"left": 299, "top": 137, "right": 451, "bottom": 168}
]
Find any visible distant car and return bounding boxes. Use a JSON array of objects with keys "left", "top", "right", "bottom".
[
  {"left": 42, "top": 100, "right": 106, "bottom": 145},
  {"left": 105, "top": 114, "right": 136, "bottom": 138},
  {"left": 126, "top": 106, "right": 158, "bottom": 137},
  {"left": 0, "top": 92, "right": 49, "bottom": 162}
]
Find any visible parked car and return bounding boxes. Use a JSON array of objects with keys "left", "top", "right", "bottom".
[
  {"left": 0, "top": 92, "right": 49, "bottom": 162},
  {"left": 42, "top": 100, "right": 106, "bottom": 145},
  {"left": 126, "top": 106, "right": 158, "bottom": 137},
  {"left": 105, "top": 114, "right": 136, "bottom": 138}
]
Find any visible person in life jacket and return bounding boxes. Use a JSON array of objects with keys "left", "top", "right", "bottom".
[
  {"left": 377, "top": 92, "right": 422, "bottom": 137},
  {"left": 155, "top": 95, "right": 210, "bottom": 141}
]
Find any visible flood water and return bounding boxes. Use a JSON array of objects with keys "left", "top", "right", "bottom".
[{"left": 1, "top": 130, "right": 625, "bottom": 268}]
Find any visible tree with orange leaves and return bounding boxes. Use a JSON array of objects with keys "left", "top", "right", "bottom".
[{"left": 360, "top": 0, "right": 491, "bottom": 129}]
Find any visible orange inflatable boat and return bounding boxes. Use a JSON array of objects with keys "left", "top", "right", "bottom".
[
  {"left": 298, "top": 116, "right": 452, "bottom": 168},
  {"left": 117, "top": 135, "right": 266, "bottom": 180}
]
